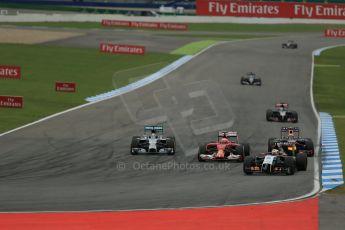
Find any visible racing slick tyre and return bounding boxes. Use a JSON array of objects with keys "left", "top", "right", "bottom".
[
  {"left": 266, "top": 109, "right": 273, "bottom": 121},
  {"left": 167, "top": 136, "right": 176, "bottom": 155},
  {"left": 268, "top": 138, "right": 275, "bottom": 152},
  {"left": 198, "top": 144, "right": 207, "bottom": 162},
  {"left": 305, "top": 138, "right": 315, "bottom": 157},
  {"left": 284, "top": 156, "right": 295, "bottom": 175},
  {"left": 130, "top": 136, "right": 140, "bottom": 155},
  {"left": 257, "top": 78, "right": 262, "bottom": 86},
  {"left": 296, "top": 152, "right": 308, "bottom": 171},
  {"left": 242, "top": 143, "right": 250, "bottom": 157},
  {"left": 291, "top": 111, "right": 298, "bottom": 123},
  {"left": 240, "top": 77, "right": 245, "bottom": 85},
  {"left": 235, "top": 144, "right": 245, "bottom": 162},
  {"left": 243, "top": 156, "right": 254, "bottom": 175}
]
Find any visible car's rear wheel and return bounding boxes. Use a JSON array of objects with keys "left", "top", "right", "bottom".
[
  {"left": 284, "top": 157, "right": 295, "bottom": 175},
  {"left": 305, "top": 138, "right": 315, "bottom": 157},
  {"left": 257, "top": 78, "right": 262, "bottom": 86},
  {"left": 291, "top": 111, "right": 298, "bottom": 123},
  {"left": 240, "top": 77, "right": 245, "bottom": 85},
  {"left": 167, "top": 136, "right": 176, "bottom": 155},
  {"left": 130, "top": 136, "right": 140, "bottom": 155},
  {"left": 243, "top": 156, "right": 254, "bottom": 175},
  {"left": 242, "top": 143, "right": 250, "bottom": 157},
  {"left": 235, "top": 144, "right": 246, "bottom": 162},
  {"left": 266, "top": 109, "right": 273, "bottom": 121},
  {"left": 296, "top": 152, "right": 308, "bottom": 171}
]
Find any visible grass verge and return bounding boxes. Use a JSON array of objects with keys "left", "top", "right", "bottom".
[
  {"left": 171, "top": 40, "right": 218, "bottom": 55},
  {"left": 0, "top": 43, "right": 180, "bottom": 133},
  {"left": 170, "top": 33, "right": 271, "bottom": 55},
  {"left": 2, "top": 22, "right": 345, "bottom": 33},
  {"left": 314, "top": 46, "right": 345, "bottom": 193}
]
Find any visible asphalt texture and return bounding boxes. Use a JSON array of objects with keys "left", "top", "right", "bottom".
[
  {"left": 0, "top": 30, "right": 344, "bottom": 212},
  {"left": 42, "top": 28, "right": 199, "bottom": 53},
  {"left": 319, "top": 193, "right": 345, "bottom": 230}
]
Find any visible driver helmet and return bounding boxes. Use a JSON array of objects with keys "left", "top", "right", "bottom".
[
  {"left": 272, "top": 149, "right": 279, "bottom": 155},
  {"left": 220, "top": 138, "right": 228, "bottom": 144}
]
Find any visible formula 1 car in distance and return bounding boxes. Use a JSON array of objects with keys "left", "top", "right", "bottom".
[
  {"left": 268, "top": 127, "right": 314, "bottom": 157},
  {"left": 243, "top": 148, "right": 307, "bottom": 175},
  {"left": 266, "top": 103, "right": 298, "bottom": 123},
  {"left": 130, "top": 125, "right": 175, "bottom": 155},
  {"left": 282, "top": 40, "right": 298, "bottom": 49},
  {"left": 198, "top": 131, "right": 250, "bottom": 162},
  {"left": 240, "top": 72, "right": 262, "bottom": 86}
]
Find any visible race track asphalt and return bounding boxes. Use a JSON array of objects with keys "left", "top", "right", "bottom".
[{"left": 0, "top": 31, "right": 344, "bottom": 212}]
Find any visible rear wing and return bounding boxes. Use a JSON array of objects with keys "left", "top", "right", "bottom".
[
  {"left": 281, "top": 127, "right": 300, "bottom": 138},
  {"left": 144, "top": 125, "right": 163, "bottom": 133},
  {"left": 275, "top": 103, "right": 288, "bottom": 108},
  {"left": 218, "top": 131, "right": 238, "bottom": 138}
]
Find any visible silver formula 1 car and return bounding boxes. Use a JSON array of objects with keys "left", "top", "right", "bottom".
[
  {"left": 266, "top": 103, "right": 298, "bottom": 123},
  {"left": 240, "top": 72, "right": 262, "bottom": 86},
  {"left": 282, "top": 40, "right": 298, "bottom": 49},
  {"left": 130, "top": 125, "right": 175, "bottom": 155}
]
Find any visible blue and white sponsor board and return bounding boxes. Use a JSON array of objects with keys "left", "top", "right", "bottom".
[{"left": 320, "top": 112, "right": 344, "bottom": 190}]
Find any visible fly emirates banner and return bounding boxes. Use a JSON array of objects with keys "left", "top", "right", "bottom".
[{"left": 196, "top": 0, "right": 345, "bottom": 19}]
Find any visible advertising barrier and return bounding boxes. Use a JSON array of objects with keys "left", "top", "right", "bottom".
[
  {"left": 325, "top": 28, "right": 345, "bottom": 37},
  {"left": 196, "top": 0, "right": 345, "bottom": 20},
  {"left": 0, "top": 96, "right": 23, "bottom": 108},
  {"left": 0, "top": 66, "right": 21, "bottom": 79},
  {"left": 55, "top": 82, "right": 76, "bottom": 92},
  {"left": 100, "top": 43, "right": 145, "bottom": 55},
  {"left": 101, "top": 20, "right": 188, "bottom": 31}
]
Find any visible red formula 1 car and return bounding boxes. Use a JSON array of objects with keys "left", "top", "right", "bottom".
[{"left": 198, "top": 131, "right": 250, "bottom": 162}]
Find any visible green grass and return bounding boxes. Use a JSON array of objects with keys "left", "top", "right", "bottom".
[
  {"left": 0, "top": 44, "right": 180, "bottom": 133},
  {"left": 314, "top": 47, "right": 345, "bottom": 115},
  {"left": 169, "top": 34, "right": 272, "bottom": 55},
  {"left": 171, "top": 40, "right": 219, "bottom": 55},
  {"left": 2, "top": 22, "right": 345, "bottom": 33},
  {"left": 314, "top": 46, "right": 345, "bottom": 193}
]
